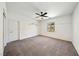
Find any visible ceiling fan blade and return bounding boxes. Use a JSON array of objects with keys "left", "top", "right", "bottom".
[
  {"left": 41, "top": 12, "right": 47, "bottom": 16},
  {"left": 43, "top": 16, "right": 48, "bottom": 17},
  {"left": 35, "top": 16, "right": 40, "bottom": 18},
  {"left": 35, "top": 13, "right": 40, "bottom": 15}
]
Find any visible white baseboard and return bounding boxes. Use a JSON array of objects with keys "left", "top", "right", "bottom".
[
  {"left": 40, "top": 34, "right": 72, "bottom": 42},
  {"left": 72, "top": 41, "right": 79, "bottom": 55}
]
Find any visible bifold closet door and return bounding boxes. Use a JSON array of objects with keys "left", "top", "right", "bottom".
[{"left": 8, "top": 20, "right": 18, "bottom": 43}]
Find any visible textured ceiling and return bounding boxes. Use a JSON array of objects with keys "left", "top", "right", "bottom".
[{"left": 6, "top": 2, "right": 77, "bottom": 20}]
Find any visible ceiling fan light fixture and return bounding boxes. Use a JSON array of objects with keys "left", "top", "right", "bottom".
[{"left": 35, "top": 11, "right": 49, "bottom": 21}]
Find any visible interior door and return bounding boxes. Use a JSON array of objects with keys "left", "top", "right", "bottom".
[{"left": 8, "top": 20, "right": 18, "bottom": 43}]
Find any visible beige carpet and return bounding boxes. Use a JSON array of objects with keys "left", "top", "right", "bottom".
[{"left": 4, "top": 35, "right": 78, "bottom": 56}]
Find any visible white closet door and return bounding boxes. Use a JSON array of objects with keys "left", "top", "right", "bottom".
[{"left": 8, "top": 20, "right": 18, "bottom": 43}]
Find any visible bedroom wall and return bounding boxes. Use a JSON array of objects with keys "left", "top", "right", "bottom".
[
  {"left": 72, "top": 3, "right": 79, "bottom": 54},
  {"left": 40, "top": 14, "right": 72, "bottom": 41}
]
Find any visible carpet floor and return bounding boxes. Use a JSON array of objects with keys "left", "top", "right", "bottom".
[{"left": 4, "top": 35, "right": 78, "bottom": 56}]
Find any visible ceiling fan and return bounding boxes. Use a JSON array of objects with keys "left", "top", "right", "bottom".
[{"left": 35, "top": 12, "right": 48, "bottom": 18}]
